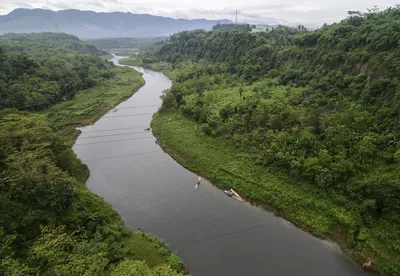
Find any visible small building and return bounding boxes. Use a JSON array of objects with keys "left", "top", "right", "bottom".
[{"left": 251, "top": 24, "right": 273, "bottom": 33}]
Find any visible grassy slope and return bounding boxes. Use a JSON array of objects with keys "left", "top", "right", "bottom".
[
  {"left": 120, "top": 59, "right": 177, "bottom": 80},
  {"left": 43, "top": 66, "right": 183, "bottom": 270},
  {"left": 142, "top": 62, "right": 177, "bottom": 80},
  {"left": 44, "top": 66, "right": 144, "bottom": 143},
  {"left": 99, "top": 53, "right": 114, "bottom": 60},
  {"left": 152, "top": 110, "right": 395, "bottom": 273},
  {"left": 119, "top": 56, "right": 143, "bottom": 67},
  {"left": 151, "top": 110, "right": 356, "bottom": 233}
]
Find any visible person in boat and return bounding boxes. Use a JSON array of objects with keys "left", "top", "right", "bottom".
[
  {"left": 113, "top": 108, "right": 118, "bottom": 113},
  {"left": 144, "top": 127, "right": 151, "bottom": 131},
  {"left": 194, "top": 176, "right": 202, "bottom": 189},
  {"left": 155, "top": 139, "right": 159, "bottom": 144}
]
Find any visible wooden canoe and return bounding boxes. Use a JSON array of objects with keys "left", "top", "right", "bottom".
[{"left": 230, "top": 189, "right": 243, "bottom": 201}]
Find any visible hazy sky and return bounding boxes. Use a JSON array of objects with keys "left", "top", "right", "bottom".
[{"left": 0, "top": 0, "right": 398, "bottom": 27}]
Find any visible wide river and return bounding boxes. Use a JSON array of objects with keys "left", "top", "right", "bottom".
[{"left": 73, "top": 55, "right": 368, "bottom": 275}]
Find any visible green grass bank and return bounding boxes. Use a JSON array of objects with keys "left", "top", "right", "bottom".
[
  {"left": 151, "top": 109, "right": 397, "bottom": 274},
  {"left": 44, "top": 66, "right": 143, "bottom": 143},
  {"left": 48, "top": 66, "right": 184, "bottom": 272},
  {"left": 119, "top": 56, "right": 143, "bottom": 67},
  {"left": 120, "top": 58, "right": 177, "bottom": 80}
]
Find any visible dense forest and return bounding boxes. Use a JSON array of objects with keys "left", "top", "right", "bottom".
[
  {"left": 148, "top": 7, "right": 400, "bottom": 274},
  {"left": 0, "top": 33, "right": 107, "bottom": 56},
  {"left": 86, "top": 37, "right": 166, "bottom": 51},
  {"left": 0, "top": 33, "right": 183, "bottom": 275},
  {"left": 0, "top": 33, "right": 114, "bottom": 110}
]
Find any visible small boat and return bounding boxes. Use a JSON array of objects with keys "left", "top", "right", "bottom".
[
  {"left": 224, "top": 190, "right": 233, "bottom": 197},
  {"left": 224, "top": 189, "right": 243, "bottom": 202},
  {"left": 230, "top": 189, "right": 243, "bottom": 201}
]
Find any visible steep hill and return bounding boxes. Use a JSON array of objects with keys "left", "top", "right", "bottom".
[
  {"left": 0, "top": 8, "right": 231, "bottom": 38},
  {"left": 0, "top": 32, "right": 110, "bottom": 110},
  {"left": 86, "top": 37, "right": 166, "bottom": 51},
  {"left": 147, "top": 7, "right": 400, "bottom": 274},
  {"left": 0, "top": 32, "right": 108, "bottom": 56}
]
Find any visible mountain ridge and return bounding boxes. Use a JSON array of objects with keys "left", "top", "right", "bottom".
[{"left": 0, "top": 8, "right": 232, "bottom": 38}]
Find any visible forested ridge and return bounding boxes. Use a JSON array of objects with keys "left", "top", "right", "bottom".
[
  {"left": 0, "top": 33, "right": 108, "bottom": 56},
  {"left": 86, "top": 37, "right": 166, "bottom": 51},
  {"left": 0, "top": 33, "right": 115, "bottom": 111},
  {"left": 0, "top": 33, "right": 183, "bottom": 275},
  {"left": 148, "top": 7, "right": 400, "bottom": 274}
]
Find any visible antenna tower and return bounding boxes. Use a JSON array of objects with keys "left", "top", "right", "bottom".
[{"left": 235, "top": 9, "right": 238, "bottom": 24}]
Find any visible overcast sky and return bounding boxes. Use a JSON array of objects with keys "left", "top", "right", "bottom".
[{"left": 0, "top": 0, "right": 398, "bottom": 27}]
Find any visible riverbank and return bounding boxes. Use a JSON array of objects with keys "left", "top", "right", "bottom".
[
  {"left": 100, "top": 53, "right": 113, "bottom": 60},
  {"left": 120, "top": 58, "right": 177, "bottom": 80},
  {"left": 44, "top": 66, "right": 144, "bottom": 143},
  {"left": 119, "top": 56, "right": 142, "bottom": 66},
  {"left": 151, "top": 109, "right": 389, "bottom": 274},
  {"left": 46, "top": 65, "right": 184, "bottom": 272}
]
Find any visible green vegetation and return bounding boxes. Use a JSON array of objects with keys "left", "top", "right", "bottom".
[
  {"left": 212, "top": 23, "right": 251, "bottom": 31},
  {"left": 149, "top": 7, "right": 400, "bottom": 275},
  {"left": 119, "top": 56, "right": 177, "bottom": 80},
  {"left": 142, "top": 61, "right": 177, "bottom": 80},
  {"left": 0, "top": 32, "right": 108, "bottom": 56},
  {"left": 0, "top": 33, "right": 184, "bottom": 275},
  {"left": 87, "top": 37, "right": 166, "bottom": 51},
  {"left": 100, "top": 53, "right": 114, "bottom": 60},
  {"left": 44, "top": 66, "right": 144, "bottom": 141},
  {"left": 105, "top": 48, "right": 139, "bottom": 57},
  {"left": 110, "top": 260, "right": 183, "bottom": 276},
  {"left": 119, "top": 56, "right": 143, "bottom": 66},
  {"left": 152, "top": 110, "right": 358, "bottom": 234},
  {"left": 0, "top": 33, "right": 114, "bottom": 111},
  {"left": 88, "top": 37, "right": 168, "bottom": 58}
]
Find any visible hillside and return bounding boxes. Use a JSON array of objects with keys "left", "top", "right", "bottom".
[
  {"left": 0, "top": 33, "right": 183, "bottom": 275},
  {"left": 0, "top": 8, "right": 231, "bottom": 38},
  {"left": 0, "top": 32, "right": 108, "bottom": 56},
  {"left": 0, "top": 32, "right": 111, "bottom": 110},
  {"left": 86, "top": 37, "right": 166, "bottom": 51},
  {"left": 147, "top": 7, "right": 400, "bottom": 275}
]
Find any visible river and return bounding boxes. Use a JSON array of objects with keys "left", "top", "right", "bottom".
[{"left": 73, "top": 55, "right": 368, "bottom": 276}]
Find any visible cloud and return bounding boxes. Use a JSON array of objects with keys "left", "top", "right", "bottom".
[
  {"left": 44, "top": 0, "right": 71, "bottom": 10},
  {"left": 0, "top": 0, "right": 399, "bottom": 27},
  {"left": 10, "top": 1, "right": 34, "bottom": 8}
]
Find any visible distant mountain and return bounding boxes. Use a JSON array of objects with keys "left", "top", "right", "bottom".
[{"left": 0, "top": 8, "right": 232, "bottom": 38}]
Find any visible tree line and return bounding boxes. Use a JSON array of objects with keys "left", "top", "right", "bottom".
[
  {"left": 0, "top": 33, "right": 183, "bottom": 275},
  {"left": 148, "top": 6, "right": 400, "bottom": 274},
  {"left": 0, "top": 33, "right": 115, "bottom": 111}
]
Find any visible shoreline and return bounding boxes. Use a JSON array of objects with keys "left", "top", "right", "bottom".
[
  {"left": 143, "top": 60, "right": 387, "bottom": 273},
  {"left": 70, "top": 78, "right": 147, "bottom": 147},
  {"left": 55, "top": 62, "right": 185, "bottom": 272},
  {"left": 151, "top": 110, "right": 374, "bottom": 274},
  {"left": 152, "top": 128, "right": 351, "bottom": 247}
]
